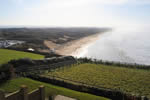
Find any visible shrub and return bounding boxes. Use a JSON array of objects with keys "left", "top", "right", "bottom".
[{"left": 0, "top": 63, "right": 11, "bottom": 82}]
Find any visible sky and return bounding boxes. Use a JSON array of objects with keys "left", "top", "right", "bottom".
[{"left": 0, "top": 0, "right": 150, "bottom": 28}]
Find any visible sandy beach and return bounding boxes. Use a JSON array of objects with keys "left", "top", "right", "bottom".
[{"left": 44, "top": 33, "right": 102, "bottom": 56}]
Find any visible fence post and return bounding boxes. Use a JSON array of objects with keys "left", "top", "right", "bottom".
[
  {"left": 20, "top": 85, "right": 28, "bottom": 100},
  {"left": 0, "top": 91, "right": 5, "bottom": 100},
  {"left": 39, "top": 85, "right": 45, "bottom": 100}
]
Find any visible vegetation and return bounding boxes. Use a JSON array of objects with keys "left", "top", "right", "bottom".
[
  {"left": 0, "top": 77, "right": 109, "bottom": 100},
  {"left": 0, "top": 49, "right": 44, "bottom": 65},
  {"left": 0, "top": 28, "right": 110, "bottom": 51},
  {"left": 0, "top": 28, "right": 109, "bottom": 44},
  {"left": 44, "top": 63, "right": 150, "bottom": 98},
  {"left": 77, "top": 57, "right": 150, "bottom": 70}
]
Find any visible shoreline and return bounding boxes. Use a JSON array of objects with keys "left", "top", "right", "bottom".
[{"left": 55, "top": 33, "right": 103, "bottom": 56}]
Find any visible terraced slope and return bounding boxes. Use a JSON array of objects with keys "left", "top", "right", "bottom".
[{"left": 44, "top": 63, "right": 150, "bottom": 98}]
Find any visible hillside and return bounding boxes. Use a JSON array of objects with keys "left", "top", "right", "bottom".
[
  {"left": 0, "top": 77, "right": 109, "bottom": 100},
  {"left": 0, "top": 49, "right": 44, "bottom": 65},
  {"left": 0, "top": 28, "right": 110, "bottom": 53},
  {"left": 0, "top": 28, "right": 109, "bottom": 44},
  {"left": 43, "top": 63, "right": 150, "bottom": 98}
]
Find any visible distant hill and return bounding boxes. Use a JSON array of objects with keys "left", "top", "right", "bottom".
[{"left": 0, "top": 27, "right": 111, "bottom": 52}]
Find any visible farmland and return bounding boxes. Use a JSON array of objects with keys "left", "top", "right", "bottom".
[
  {"left": 0, "top": 77, "right": 109, "bottom": 100},
  {"left": 0, "top": 49, "right": 44, "bottom": 65},
  {"left": 43, "top": 63, "right": 150, "bottom": 98}
]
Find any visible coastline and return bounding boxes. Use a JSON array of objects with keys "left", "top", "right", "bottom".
[{"left": 55, "top": 33, "right": 102, "bottom": 56}]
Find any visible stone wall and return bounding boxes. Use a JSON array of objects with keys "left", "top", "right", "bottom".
[
  {"left": 0, "top": 85, "right": 45, "bottom": 100},
  {"left": 0, "top": 85, "right": 77, "bottom": 100}
]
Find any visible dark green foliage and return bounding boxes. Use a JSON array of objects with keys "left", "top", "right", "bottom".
[
  {"left": 9, "top": 58, "right": 35, "bottom": 67},
  {"left": 0, "top": 64, "right": 11, "bottom": 82},
  {"left": 77, "top": 57, "right": 150, "bottom": 70}
]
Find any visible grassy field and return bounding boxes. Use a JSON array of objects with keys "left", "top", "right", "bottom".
[
  {"left": 0, "top": 78, "right": 108, "bottom": 100},
  {"left": 44, "top": 63, "right": 150, "bottom": 98},
  {"left": 0, "top": 49, "right": 44, "bottom": 65}
]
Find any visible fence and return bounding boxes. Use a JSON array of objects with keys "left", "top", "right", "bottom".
[
  {"left": 0, "top": 85, "right": 45, "bottom": 100},
  {"left": 16, "top": 60, "right": 77, "bottom": 73}
]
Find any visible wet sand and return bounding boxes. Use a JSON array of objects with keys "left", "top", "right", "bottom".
[{"left": 44, "top": 33, "right": 102, "bottom": 56}]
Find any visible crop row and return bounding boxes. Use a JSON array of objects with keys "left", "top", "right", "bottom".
[{"left": 43, "top": 63, "right": 150, "bottom": 98}]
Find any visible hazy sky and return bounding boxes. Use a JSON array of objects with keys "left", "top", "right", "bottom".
[{"left": 0, "top": 0, "right": 150, "bottom": 28}]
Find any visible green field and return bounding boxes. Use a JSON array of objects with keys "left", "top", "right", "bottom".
[
  {"left": 0, "top": 78, "right": 108, "bottom": 100},
  {"left": 0, "top": 49, "right": 44, "bottom": 65},
  {"left": 44, "top": 63, "right": 150, "bottom": 98}
]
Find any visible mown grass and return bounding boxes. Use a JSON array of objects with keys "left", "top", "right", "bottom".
[
  {"left": 0, "top": 49, "right": 44, "bottom": 65},
  {"left": 44, "top": 63, "right": 150, "bottom": 98},
  {"left": 0, "top": 78, "right": 108, "bottom": 100}
]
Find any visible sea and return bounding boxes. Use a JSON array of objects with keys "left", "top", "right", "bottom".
[{"left": 75, "top": 26, "right": 150, "bottom": 65}]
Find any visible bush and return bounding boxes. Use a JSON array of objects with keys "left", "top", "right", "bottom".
[
  {"left": 77, "top": 57, "right": 150, "bottom": 70},
  {"left": 9, "top": 58, "right": 35, "bottom": 67},
  {"left": 0, "top": 63, "right": 11, "bottom": 82}
]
